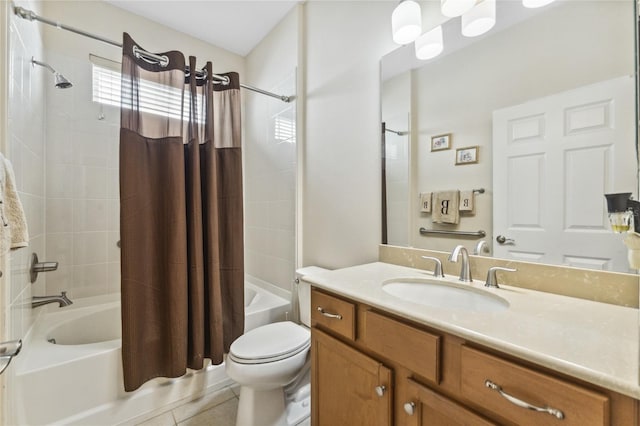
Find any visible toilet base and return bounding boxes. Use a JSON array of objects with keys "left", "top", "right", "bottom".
[
  {"left": 235, "top": 378, "right": 310, "bottom": 426},
  {"left": 236, "top": 387, "right": 286, "bottom": 426}
]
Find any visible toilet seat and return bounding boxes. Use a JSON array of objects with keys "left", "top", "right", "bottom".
[{"left": 229, "top": 321, "right": 310, "bottom": 365}]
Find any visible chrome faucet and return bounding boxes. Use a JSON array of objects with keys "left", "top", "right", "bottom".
[
  {"left": 474, "top": 240, "right": 489, "bottom": 255},
  {"left": 449, "top": 245, "right": 472, "bottom": 282},
  {"left": 484, "top": 267, "right": 516, "bottom": 288},
  {"left": 421, "top": 256, "right": 444, "bottom": 278},
  {"left": 32, "top": 291, "right": 73, "bottom": 309}
]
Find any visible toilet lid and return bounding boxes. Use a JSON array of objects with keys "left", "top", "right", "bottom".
[{"left": 229, "top": 321, "right": 310, "bottom": 364}]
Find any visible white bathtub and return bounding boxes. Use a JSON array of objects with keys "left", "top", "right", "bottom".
[{"left": 11, "top": 281, "right": 290, "bottom": 425}]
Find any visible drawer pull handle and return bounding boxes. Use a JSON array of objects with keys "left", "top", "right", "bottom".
[
  {"left": 403, "top": 401, "right": 416, "bottom": 415},
  {"left": 375, "top": 385, "right": 386, "bottom": 397},
  {"left": 316, "top": 306, "right": 342, "bottom": 320},
  {"left": 484, "top": 380, "right": 565, "bottom": 420}
]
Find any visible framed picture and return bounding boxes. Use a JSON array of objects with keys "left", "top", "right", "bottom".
[
  {"left": 455, "top": 146, "right": 479, "bottom": 165},
  {"left": 431, "top": 133, "right": 451, "bottom": 151}
]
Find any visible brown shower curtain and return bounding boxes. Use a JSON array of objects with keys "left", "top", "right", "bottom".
[{"left": 119, "top": 33, "right": 244, "bottom": 392}]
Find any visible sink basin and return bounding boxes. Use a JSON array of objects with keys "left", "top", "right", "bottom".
[{"left": 382, "top": 278, "right": 509, "bottom": 312}]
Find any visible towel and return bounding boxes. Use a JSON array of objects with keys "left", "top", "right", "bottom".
[
  {"left": 432, "top": 190, "right": 460, "bottom": 224},
  {"left": 459, "top": 190, "right": 475, "bottom": 213},
  {"left": 0, "top": 153, "right": 28, "bottom": 255},
  {"left": 420, "top": 192, "right": 432, "bottom": 213}
]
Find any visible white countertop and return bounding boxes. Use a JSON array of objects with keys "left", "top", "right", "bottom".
[{"left": 303, "top": 262, "right": 640, "bottom": 399}]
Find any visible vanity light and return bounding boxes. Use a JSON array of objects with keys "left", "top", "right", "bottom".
[
  {"left": 441, "top": 0, "right": 476, "bottom": 18},
  {"left": 415, "top": 26, "right": 444, "bottom": 60},
  {"left": 462, "top": 0, "right": 496, "bottom": 37},
  {"left": 392, "top": 0, "right": 422, "bottom": 44},
  {"left": 522, "top": 0, "right": 555, "bottom": 8}
]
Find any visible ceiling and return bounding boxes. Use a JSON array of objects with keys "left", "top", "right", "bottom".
[{"left": 104, "top": 1, "right": 299, "bottom": 57}]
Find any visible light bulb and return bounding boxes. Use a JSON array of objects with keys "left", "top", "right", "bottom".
[
  {"left": 441, "top": 0, "right": 476, "bottom": 18},
  {"left": 522, "top": 0, "right": 555, "bottom": 8},
  {"left": 392, "top": 0, "right": 422, "bottom": 45},
  {"left": 462, "top": 0, "right": 496, "bottom": 37},
  {"left": 415, "top": 26, "right": 444, "bottom": 60}
]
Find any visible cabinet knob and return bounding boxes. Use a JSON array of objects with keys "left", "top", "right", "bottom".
[
  {"left": 403, "top": 401, "right": 416, "bottom": 415},
  {"left": 374, "top": 385, "right": 386, "bottom": 397}
]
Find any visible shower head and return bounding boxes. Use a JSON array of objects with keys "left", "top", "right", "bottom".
[
  {"left": 31, "top": 57, "right": 73, "bottom": 89},
  {"left": 54, "top": 73, "right": 72, "bottom": 89}
]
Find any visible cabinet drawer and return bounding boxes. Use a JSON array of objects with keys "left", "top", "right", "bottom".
[
  {"left": 406, "top": 377, "right": 497, "bottom": 426},
  {"left": 311, "top": 289, "right": 356, "bottom": 340},
  {"left": 362, "top": 310, "right": 440, "bottom": 383},
  {"left": 460, "top": 346, "right": 609, "bottom": 426}
]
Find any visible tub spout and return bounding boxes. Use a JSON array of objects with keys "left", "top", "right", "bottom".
[{"left": 32, "top": 291, "right": 73, "bottom": 309}]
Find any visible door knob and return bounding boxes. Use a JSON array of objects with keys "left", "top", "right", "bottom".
[
  {"left": 375, "top": 385, "right": 386, "bottom": 397},
  {"left": 496, "top": 235, "right": 515, "bottom": 245}
]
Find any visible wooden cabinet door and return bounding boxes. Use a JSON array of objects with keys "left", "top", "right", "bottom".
[
  {"left": 405, "top": 377, "right": 497, "bottom": 426},
  {"left": 312, "top": 327, "right": 393, "bottom": 426}
]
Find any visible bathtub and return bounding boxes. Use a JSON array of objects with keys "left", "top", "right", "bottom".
[{"left": 11, "top": 281, "right": 291, "bottom": 425}]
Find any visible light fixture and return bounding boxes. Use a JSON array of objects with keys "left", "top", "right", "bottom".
[
  {"left": 415, "top": 26, "right": 444, "bottom": 60},
  {"left": 441, "top": 0, "right": 476, "bottom": 18},
  {"left": 392, "top": 0, "right": 422, "bottom": 45},
  {"left": 462, "top": 0, "right": 496, "bottom": 37},
  {"left": 522, "top": 0, "right": 555, "bottom": 8}
]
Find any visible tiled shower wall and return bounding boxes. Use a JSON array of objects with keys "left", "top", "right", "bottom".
[
  {"left": 44, "top": 51, "right": 120, "bottom": 299},
  {"left": 7, "top": 0, "right": 46, "bottom": 346}
]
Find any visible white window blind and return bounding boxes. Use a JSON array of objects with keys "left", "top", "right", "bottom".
[
  {"left": 91, "top": 55, "right": 202, "bottom": 122},
  {"left": 274, "top": 114, "right": 296, "bottom": 143}
]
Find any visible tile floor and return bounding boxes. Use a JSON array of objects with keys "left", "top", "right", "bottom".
[{"left": 135, "top": 385, "right": 311, "bottom": 426}]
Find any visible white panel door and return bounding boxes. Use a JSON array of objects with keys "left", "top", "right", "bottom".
[{"left": 493, "top": 75, "right": 636, "bottom": 271}]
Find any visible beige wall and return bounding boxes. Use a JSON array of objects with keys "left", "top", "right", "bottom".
[{"left": 302, "top": 1, "right": 397, "bottom": 270}]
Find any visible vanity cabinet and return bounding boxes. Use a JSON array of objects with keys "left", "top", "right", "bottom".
[
  {"left": 311, "top": 290, "right": 392, "bottom": 426},
  {"left": 310, "top": 287, "right": 639, "bottom": 426}
]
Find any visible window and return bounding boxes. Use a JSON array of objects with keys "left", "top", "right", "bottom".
[
  {"left": 274, "top": 112, "right": 296, "bottom": 143},
  {"left": 91, "top": 55, "right": 202, "bottom": 122}
]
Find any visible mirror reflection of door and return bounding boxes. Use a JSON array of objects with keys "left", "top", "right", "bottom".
[
  {"left": 380, "top": 0, "right": 637, "bottom": 273},
  {"left": 493, "top": 76, "right": 636, "bottom": 271}
]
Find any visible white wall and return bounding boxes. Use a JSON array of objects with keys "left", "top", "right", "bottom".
[
  {"left": 302, "top": 1, "right": 397, "bottom": 269},
  {"left": 244, "top": 8, "right": 298, "bottom": 293},
  {"left": 40, "top": 0, "right": 245, "bottom": 298}
]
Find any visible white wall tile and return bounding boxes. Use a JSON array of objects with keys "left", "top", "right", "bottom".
[
  {"left": 73, "top": 199, "right": 108, "bottom": 232},
  {"left": 47, "top": 163, "right": 76, "bottom": 198},
  {"left": 73, "top": 232, "right": 108, "bottom": 265},
  {"left": 73, "top": 166, "right": 108, "bottom": 199},
  {"left": 47, "top": 199, "right": 73, "bottom": 233},
  {"left": 46, "top": 232, "right": 73, "bottom": 267}
]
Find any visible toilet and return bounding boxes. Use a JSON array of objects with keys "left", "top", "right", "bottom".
[{"left": 226, "top": 267, "right": 328, "bottom": 426}]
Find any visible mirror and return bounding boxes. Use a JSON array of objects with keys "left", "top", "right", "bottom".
[{"left": 381, "top": 0, "right": 639, "bottom": 273}]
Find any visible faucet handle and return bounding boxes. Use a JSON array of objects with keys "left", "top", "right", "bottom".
[
  {"left": 421, "top": 256, "right": 444, "bottom": 278},
  {"left": 485, "top": 266, "right": 516, "bottom": 288}
]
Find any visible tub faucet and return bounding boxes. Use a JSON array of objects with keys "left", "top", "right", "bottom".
[
  {"left": 32, "top": 291, "right": 73, "bottom": 309},
  {"left": 449, "top": 245, "right": 472, "bottom": 282}
]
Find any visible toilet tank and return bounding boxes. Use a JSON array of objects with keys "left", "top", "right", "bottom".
[{"left": 296, "top": 266, "right": 330, "bottom": 327}]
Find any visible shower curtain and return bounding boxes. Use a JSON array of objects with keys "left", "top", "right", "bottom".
[{"left": 119, "top": 33, "right": 244, "bottom": 392}]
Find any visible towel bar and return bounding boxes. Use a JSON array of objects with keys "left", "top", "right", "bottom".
[{"left": 419, "top": 228, "right": 486, "bottom": 238}]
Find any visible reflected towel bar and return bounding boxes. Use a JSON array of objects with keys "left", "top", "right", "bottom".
[{"left": 419, "top": 228, "right": 486, "bottom": 238}]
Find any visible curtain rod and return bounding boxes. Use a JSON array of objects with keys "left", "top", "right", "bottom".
[{"left": 14, "top": 6, "right": 294, "bottom": 103}]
